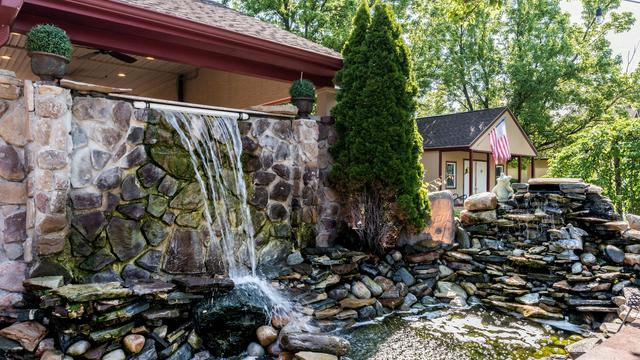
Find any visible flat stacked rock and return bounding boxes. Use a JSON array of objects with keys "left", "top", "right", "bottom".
[
  {"left": 0, "top": 276, "right": 232, "bottom": 359},
  {"left": 446, "top": 179, "right": 639, "bottom": 325}
]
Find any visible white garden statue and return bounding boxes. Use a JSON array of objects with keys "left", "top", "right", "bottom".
[{"left": 492, "top": 174, "right": 514, "bottom": 202}]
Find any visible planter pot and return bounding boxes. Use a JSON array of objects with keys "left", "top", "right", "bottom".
[
  {"left": 29, "top": 51, "right": 69, "bottom": 83},
  {"left": 291, "top": 97, "right": 314, "bottom": 119}
]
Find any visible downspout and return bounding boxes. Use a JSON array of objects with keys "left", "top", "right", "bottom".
[{"left": 0, "top": 0, "right": 23, "bottom": 46}]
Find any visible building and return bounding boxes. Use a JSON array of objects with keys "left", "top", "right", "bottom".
[
  {"left": 417, "top": 107, "right": 547, "bottom": 200},
  {"left": 0, "top": 0, "right": 341, "bottom": 113}
]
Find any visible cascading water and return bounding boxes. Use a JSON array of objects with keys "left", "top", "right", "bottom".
[{"left": 161, "top": 110, "right": 294, "bottom": 356}]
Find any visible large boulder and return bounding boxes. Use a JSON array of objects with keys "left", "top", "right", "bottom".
[
  {"left": 464, "top": 192, "right": 497, "bottom": 211},
  {"left": 194, "top": 282, "right": 269, "bottom": 357}
]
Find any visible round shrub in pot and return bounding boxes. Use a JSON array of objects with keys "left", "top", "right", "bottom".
[
  {"left": 26, "top": 24, "right": 73, "bottom": 83},
  {"left": 289, "top": 79, "right": 316, "bottom": 119}
]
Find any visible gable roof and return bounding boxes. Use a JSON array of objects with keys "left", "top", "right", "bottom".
[
  {"left": 115, "top": 0, "right": 341, "bottom": 59},
  {"left": 417, "top": 107, "right": 508, "bottom": 149}
]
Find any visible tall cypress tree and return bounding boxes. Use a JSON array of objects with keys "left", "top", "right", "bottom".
[
  {"left": 331, "top": 1, "right": 429, "bottom": 233},
  {"left": 330, "top": 0, "right": 370, "bottom": 186}
]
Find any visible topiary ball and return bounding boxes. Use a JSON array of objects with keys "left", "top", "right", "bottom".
[
  {"left": 289, "top": 79, "right": 316, "bottom": 99},
  {"left": 26, "top": 24, "right": 73, "bottom": 59}
]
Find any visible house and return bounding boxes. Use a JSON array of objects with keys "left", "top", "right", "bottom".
[
  {"left": 417, "top": 107, "right": 546, "bottom": 199},
  {"left": 0, "top": 0, "right": 341, "bottom": 113}
]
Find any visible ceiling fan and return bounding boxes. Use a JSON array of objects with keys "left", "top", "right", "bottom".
[{"left": 78, "top": 49, "right": 137, "bottom": 64}]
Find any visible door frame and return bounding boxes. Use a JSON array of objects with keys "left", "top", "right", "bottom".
[{"left": 463, "top": 159, "right": 488, "bottom": 197}]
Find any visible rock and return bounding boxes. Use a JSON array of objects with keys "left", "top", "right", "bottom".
[
  {"left": 256, "top": 325, "right": 278, "bottom": 347},
  {"left": 54, "top": 282, "right": 132, "bottom": 302},
  {"left": 624, "top": 253, "right": 640, "bottom": 266},
  {"left": 401, "top": 293, "right": 418, "bottom": 309},
  {"left": 247, "top": 342, "right": 265, "bottom": 356},
  {"left": 328, "top": 288, "right": 349, "bottom": 300},
  {"left": 627, "top": 214, "right": 640, "bottom": 231},
  {"left": 581, "top": 253, "right": 597, "bottom": 265},
  {"left": 295, "top": 352, "right": 338, "bottom": 360},
  {"left": 169, "top": 182, "right": 203, "bottom": 210},
  {"left": 449, "top": 295, "right": 467, "bottom": 307},
  {"left": 434, "top": 281, "right": 467, "bottom": 300},
  {"left": 23, "top": 276, "right": 64, "bottom": 291},
  {"left": 485, "top": 300, "right": 563, "bottom": 320},
  {"left": 565, "top": 337, "right": 600, "bottom": 359},
  {"left": 163, "top": 229, "right": 207, "bottom": 274},
  {"left": 66, "top": 340, "right": 91, "bottom": 356},
  {"left": 287, "top": 251, "right": 304, "bottom": 266},
  {"left": 107, "top": 217, "right": 146, "bottom": 261},
  {"left": 439, "top": 265, "right": 454, "bottom": 277},
  {"left": 41, "top": 350, "right": 64, "bottom": 360},
  {"left": 103, "top": 349, "right": 126, "bottom": 360},
  {"left": 460, "top": 210, "right": 497, "bottom": 225},
  {"left": 339, "top": 298, "right": 376, "bottom": 309},
  {"left": 35, "top": 338, "right": 54, "bottom": 357},
  {"left": 280, "top": 333, "right": 350, "bottom": 356},
  {"left": 464, "top": 192, "right": 497, "bottom": 211},
  {"left": 0, "top": 144, "right": 24, "bottom": 181},
  {"left": 96, "top": 167, "right": 122, "bottom": 190},
  {"left": 121, "top": 175, "right": 147, "bottom": 201},
  {"left": 0, "top": 321, "right": 47, "bottom": 352},
  {"left": 605, "top": 245, "right": 625, "bottom": 264},
  {"left": 147, "top": 194, "right": 168, "bottom": 217},
  {"left": 571, "top": 262, "right": 583, "bottom": 274},
  {"left": 396, "top": 267, "right": 416, "bottom": 286},
  {"left": 516, "top": 293, "right": 540, "bottom": 305},
  {"left": 123, "top": 334, "right": 145, "bottom": 354},
  {"left": 0, "top": 261, "right": 26, "bottom": 292},
  {"left": 361, "top": 276, "right": 383, "bottom": 297},
  {"left": 351, "top": 281, "right": 371, "bottom": 299},
  {"left": 129, "top": 339, "right": 157, "bottom": 360},
  {"left": 158, "top": 175, "right": 178, "bottom": 196}
]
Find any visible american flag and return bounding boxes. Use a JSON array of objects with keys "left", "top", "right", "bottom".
[{"left": 490, "top": 119, "right": 511, "bottom": 164}]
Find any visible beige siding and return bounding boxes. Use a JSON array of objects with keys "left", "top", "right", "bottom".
[
  {"left": 471, "top": 111, "right": 536, "bottom": 157},
  {"left": 184, "top": 68, "right": 289, "bottom": 108}
]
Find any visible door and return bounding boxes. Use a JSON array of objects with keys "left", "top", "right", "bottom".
[{"left": 463, "top": 160, "right": 488, "bottom": 198}]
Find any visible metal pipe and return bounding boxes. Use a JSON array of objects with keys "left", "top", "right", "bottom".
[{"left": 132, "top": 101, "right": 249, "bottom": 120}]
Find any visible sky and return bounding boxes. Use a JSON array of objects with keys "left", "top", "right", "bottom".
[{"left": 561, "top": 0, "right": 640, "bottom": 71}]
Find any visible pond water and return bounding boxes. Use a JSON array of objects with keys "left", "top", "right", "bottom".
[{"left": 341, "top": 308, "right": 581, "bottom": 360}]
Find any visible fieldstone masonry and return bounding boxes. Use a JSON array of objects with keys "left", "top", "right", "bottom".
[{"left": 0, "top": 70, "right": 340, "bottom": 307}]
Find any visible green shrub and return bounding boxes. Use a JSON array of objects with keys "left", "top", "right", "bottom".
[
  {"left": 26, "top": 24, "right": 73, "bottom": 59},
  {"left": 330, "top": 1, "right": 430, "bottom": 237},
  {"left": 289, "top": 79, "right": 316, "bottom": 99}
]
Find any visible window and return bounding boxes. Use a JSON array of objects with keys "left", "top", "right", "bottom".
[
  {"left": 495, "top": 165, "right": 504, "bottom": 181},
  {"left": 445, "top": 161, "right": 456, "bottom": 189}
]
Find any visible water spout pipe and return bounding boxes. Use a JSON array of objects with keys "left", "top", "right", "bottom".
[{"left": 132, "top": 100, "right": 250, "bottom": 120}]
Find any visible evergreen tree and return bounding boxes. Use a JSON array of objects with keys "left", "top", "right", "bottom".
[{"left": 331, "top": 1, "right": 429, "bottom": 238}]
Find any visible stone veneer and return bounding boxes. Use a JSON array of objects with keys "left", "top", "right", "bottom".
[{"left": 0, "top": 70, "right": 341, "bottom": 306}]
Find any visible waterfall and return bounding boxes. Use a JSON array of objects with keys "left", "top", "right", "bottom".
[
  {"left": 162, "top": 111, "right": 257, "bottom": 279},
  {"left": 162, "top": 110, "right": 294, "bottom": 324}
]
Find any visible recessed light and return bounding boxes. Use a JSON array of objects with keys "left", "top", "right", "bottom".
[
  {"left": 10, "top": 32, "right": 20, "bottom": 36},
  {"left": 0, "top": 55, "right": 10, "bottom": 60},
  {"left": 145, "top": 56, "right": 155, "bottom": 60},
  {"left": 117, "top": 73, "right": 126, "bottom": 77}
]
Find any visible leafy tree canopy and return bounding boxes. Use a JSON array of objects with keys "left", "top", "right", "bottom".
[{"left": 409, "top": 0, "right": 640, "bottom": 154}]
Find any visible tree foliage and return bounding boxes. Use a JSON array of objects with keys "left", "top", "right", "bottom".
[
  {"left": 548, "top": 113, "right": 640, "bottom": 214},
  {"left": 228, "top": 0, "right": 411, "bottom": 51},
  {"left": 331, "top": 1, "right": 430, "bottom": 235},
  {"left": 410, "top": 0, "right": 639, "bottom": 154}
]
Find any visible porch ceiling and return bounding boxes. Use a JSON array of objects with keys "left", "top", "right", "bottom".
[{"left": 1, "top": 32, "right": 195, "bottom": 96}]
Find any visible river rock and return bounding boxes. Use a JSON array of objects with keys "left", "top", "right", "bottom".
[
  {"left": 123, "top": 334, "right": 145, "bottom": 354},
  {"left": 516, "top": 293, "right": 540, "bottom": 305},
  {"left": 627, "top": 214, "right": 640, "bottom": 230},
  {"left": 581, "top": 253, "right": 597, "bottom": 265},
  {"left": 287, "top": 251, "right": 304, "bottom": 266},
  {"left": 280, "top": 333, "right": 350, "bottom": 356},
  {"left": 351, "top": 281, "right": 371, "bottom": 299},
  {"left": 571, "top": 262, "right": 583, "bottom": 274},
  {"left": 0, "top": 321, "right": 47, "bottom": 352},
  {"left": 361, "top": 276, "right": 383, "bottom": 297},
  {"left": 295, "top": 352, "right": 338, "bottom": 360},
  {"left": 103, "top": 349, "right": 126, "bottom": 360},
  {"left": 464, "top": 192, "right": 497, "bottom": 211},
  {"left": 256, "top": 325, "right": 278, "bottom": 346},
  {"left": 396, "top": 267, "right": 416, "bottom": 286},
  {"left": 605, "top": 245, "right": 625, "bottom": 264},
  {"left": 247, "top": 342, "right": 265, "bottom": 356},
  {"left": 66, "top": 340, "right": 91, "bottom": 356}
]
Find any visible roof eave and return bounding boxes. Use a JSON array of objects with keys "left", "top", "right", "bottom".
[{"left": 12, "top": 0, "right": 342, "bottom": 86}]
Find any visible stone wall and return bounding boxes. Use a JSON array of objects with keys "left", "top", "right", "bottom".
[
  {"left": 0, "top": 71, "right": 341, "bottom": 300},
  {"left": 0, "top": 71, "right": 28, "bottom": 307}
]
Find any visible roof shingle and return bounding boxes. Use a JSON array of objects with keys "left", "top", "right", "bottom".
[
  {"left": 416, "top": 107, "right": 507, "bottom": 149},
  {"left": 114, "top": 0, "right": 341, "bottom": 59}
]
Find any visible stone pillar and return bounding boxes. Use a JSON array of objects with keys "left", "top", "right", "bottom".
[
  {"left": 292, "top": 117, "right": 320, "bottom": 247},
  {"left": 316, "top": 116, "right": 339, "bottom": 247},
  {"left": 315, "top": 87, "right": 337, "bottom": 117},
  {"left": 0, "top": 70, "right": 28, "bottom": 306},
  {"left": 29, "top": 84, "right": 72, "bottom": 260}
]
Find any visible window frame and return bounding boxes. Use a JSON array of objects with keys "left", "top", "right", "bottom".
[{"left": 445, "top": 161, "right": 457, "bottom": 189}]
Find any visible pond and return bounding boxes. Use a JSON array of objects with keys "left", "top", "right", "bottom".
[{"left": 341, "top": 307, "right": 582, "bottom": 360}]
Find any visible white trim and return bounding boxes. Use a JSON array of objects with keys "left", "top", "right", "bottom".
[{"left": 132, "top": 101, "right": 250, "bottom": 120}]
